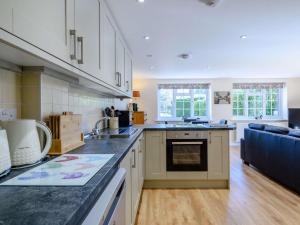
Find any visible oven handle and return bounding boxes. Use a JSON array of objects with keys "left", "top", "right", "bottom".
[{"left": 172, "top": 142, "right": 203, "bottom": 145}]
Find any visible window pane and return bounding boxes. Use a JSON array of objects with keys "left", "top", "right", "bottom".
[
  {"left": 194, "top": 91, "right": 207, "bottom": 117},
  {"left": 159, "top": 89, "right": 173, "bottom": 117}
]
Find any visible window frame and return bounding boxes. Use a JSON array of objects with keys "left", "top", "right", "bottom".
[
  {"left": 232, "top": 88, "right": 283, "bottom": 120},
  {"left": 157, "top": 87, "right": 211, "bottom": 121}
]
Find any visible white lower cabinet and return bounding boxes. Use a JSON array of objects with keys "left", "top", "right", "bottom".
[
  {"left": 208, "top": 131, "right": 229, "bottom": 180},
  {"left": 120, "top": 150, "right": 132, "bottom": 225},
  {"left": 145, "top": 131, "right": 167, "bottom": 179},
  {"left": 120, "top": 134, "right": 144, "bottom": 225}
]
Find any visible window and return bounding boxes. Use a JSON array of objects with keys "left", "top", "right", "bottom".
[
  {"left": 158, "top": 83, "right": 210, "bottom": 120},
  {"left": 232, "top": 83, "right": 284, "bottom": 119}
]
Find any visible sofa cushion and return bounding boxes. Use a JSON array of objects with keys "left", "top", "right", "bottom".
[
  {"left": 288, "top": 130, "right": 300, "bottom": 138},
  {"left": 248, "top": 123, "right": 266, "bottom": 130},
  {"left": 264, "top": 125, "right": 290, "bottom": 135}
]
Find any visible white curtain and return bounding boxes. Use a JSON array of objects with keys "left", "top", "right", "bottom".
[
  {"left": 233, "top": 83, "right": 285, "bottom": 90},
  {"left": 158, "top": 83, "right": 210, "bottom": 90}
]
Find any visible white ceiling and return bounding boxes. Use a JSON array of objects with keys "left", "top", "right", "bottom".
[{"left": 106, "top": 0, "right": 300, "bottom": 79}]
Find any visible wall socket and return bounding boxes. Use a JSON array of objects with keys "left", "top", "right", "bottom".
[{"left": 0, "top": 108, "right": 17, "bottom": 121}]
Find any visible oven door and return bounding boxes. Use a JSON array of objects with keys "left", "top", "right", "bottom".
[{"left": 166, "top": 139, "right": 208, "bottom": 171}]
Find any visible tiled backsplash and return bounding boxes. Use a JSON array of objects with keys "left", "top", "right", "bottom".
[
  {"left": 0, "top": 68, "right": 21, "bottom": 119},
  {"left": 40, "top": 74, "right": 123, "bottom": 133}
]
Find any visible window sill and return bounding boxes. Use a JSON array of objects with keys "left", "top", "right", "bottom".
[{"left": 231, "top": 118, "right": 288, "bottom": 123}]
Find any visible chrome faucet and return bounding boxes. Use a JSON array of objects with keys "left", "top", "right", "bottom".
[{"left": 93, "top": 117, "right": 108, "bottom": 135}]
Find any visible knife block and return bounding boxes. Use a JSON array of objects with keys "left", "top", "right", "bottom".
[{"left": 47, "top": 114, "right": 85, "bottom": 155}]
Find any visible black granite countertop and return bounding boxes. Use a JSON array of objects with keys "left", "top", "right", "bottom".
[
  {"left": 136, "top": 123, "right": 236, "bottom": 131},
  {"left": 0, "top": 124, "right": 235, "bottom": 225},
  {"left": 0, "top": 129, "right": 144, "bottom": 225}
]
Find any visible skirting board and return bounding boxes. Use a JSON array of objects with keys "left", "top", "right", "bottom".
[{"left": 143, "top": 180, "right": 229, "bottom": 189}]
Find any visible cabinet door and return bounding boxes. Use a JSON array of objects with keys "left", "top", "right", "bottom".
[
  {"left": 74, "top": 0, "right": 101, "bottom": 76},
  {"left": 145, "top": 131, "right": 167, "bottom": 180},
  {"left": 125, "top": 50, "right": 133, "bottom": 95},
  {"left": 120, "top": 151, "right": 132, "bottom": 225},
  {"left": 0, "top": 0, "right": 13, "bottom": 32},
  {"left": 138, "top": 134, "right": 145, "bottom": 192},
  {"left": 131, "top": 144, "right": 140, "bottom": 224},
  {"left": 101, "top": 2, "right": 117, "bottom": 87},
  {"left": 12, "top": 0, "right": 72, "bottom": 63},
  {"left": 116, "top": 35, "right": 125, "bottom": 91},
  {"left": 208, "top": 131, "right": 229, "bottom": 179}
]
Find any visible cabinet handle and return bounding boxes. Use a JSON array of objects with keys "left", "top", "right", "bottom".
[
  {"left": 77, "top": 36, "right": 84, "bottom": 64},
  {"left": 132, "top": 149, "right": 136, "bottom": 168},
  {"left": 119, "top": 73, "right": 122, "bottom": 87},
  {"left": 126, "top": 80, "right": 129, "bottom": 92},
  {"left": 70, "top": 30, "right": 77, "bottom": 60},
  {"left": 115, "top": 72, "right": 121, "bottom": 87},
  {"left": 209, "top": 132, "right": 212, "bottom": 144}
]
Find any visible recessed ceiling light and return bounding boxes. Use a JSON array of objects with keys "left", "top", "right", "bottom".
[
  {"left": 138, "top": 0, "right": 145, "bottom": 3},
  {"left": 146, "top": 54, "right": 153, "bottom": 58},
  {"left": 144, "top": 36, "right": 150, "bottom": 40},
  {"left": 178, "top": 53, "right": 191, "bottom": 60},
  {"left": 240, "top": 35, "right": 247, "bottom": 39}
]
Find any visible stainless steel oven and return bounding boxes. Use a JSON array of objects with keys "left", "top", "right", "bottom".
[{"left": 166, "top": 131, "right": 208, "bottom": 172}]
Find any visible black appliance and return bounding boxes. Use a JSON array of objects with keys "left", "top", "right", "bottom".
[
  {"left": 118, "top": 110, "right": 132, "bottom": 127},
  {"left": 166, "top": 131, "right": 208, "bottom": 171},
  {"left": 288, "top": 108, "right": 300, "bottom": 129},
  {"left": 132, "top": 103, "right": 138, "bottom": 112}
]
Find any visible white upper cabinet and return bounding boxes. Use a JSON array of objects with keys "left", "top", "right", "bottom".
[
  {"left": 125, "top": 50, "right": 133, "bottom": 95},
  {"left": 0, "top": 0, "right": 13, "bottom": 32},
  {"left": 101, "top": 2, "right": 117, "bottom": 88},
  {"left": 116, "top": 35, "right": 125, "bottom": 91},
  {"left": 11, "top": 0, "right": 72, "bottom": 64},
  {"left": 74, "top": 0, "right": 101, "bottom": 77}
]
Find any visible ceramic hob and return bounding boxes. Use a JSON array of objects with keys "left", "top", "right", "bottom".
[{"left": 0, "top": 154, "right": 114, "bottom": 186}]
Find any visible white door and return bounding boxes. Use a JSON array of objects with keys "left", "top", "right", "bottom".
[
  {"left": 0, "top": 0, "right": 13, "bottom": 32},
  {"left": 138, "top": 135, "right": 145, "bottom": 192},
  {"left": 120, "top": 151, "right": 132, "bottom": 225},
  {"left": 208, "top": 131, "right": 229, "bottom": 179},
  {"left": 125, "top": 50, "right": 133, "bottom": 95},
  {"left": 12, "top": 0, "right": 72, "bottom": 63},
  {"left": 131, "top": 144, "right": 140, "bottom": 224},
  {"left": 116, "top": 35, "right": 125, "bottom": 91},
  {"left": 74, "top": 0, "right": 101, "bottom": 77},
  {"left": 101, "top": 3, "right": 117, "bottom": 87},
  {"left": 145, "top": 131, "right": 167, "bottom": 179}
]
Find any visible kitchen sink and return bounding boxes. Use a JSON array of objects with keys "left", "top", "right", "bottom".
[{"left": 85, "top": 127, "right": 138, "bottom": 140}]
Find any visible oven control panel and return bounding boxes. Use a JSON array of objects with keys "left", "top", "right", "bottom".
[{"left": 166, "top": 131, "right": 209, "bottom": 139}]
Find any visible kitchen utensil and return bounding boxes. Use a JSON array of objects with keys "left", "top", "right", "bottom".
[
  {"left": 0, "top": 129, "right": 11, "bottom": 177},
  {"left": 105, "top": 107, "right": 112, "bottom": 117},
  {"left": 0, "top": 120, "right": 52, "bottom": 167},
  {"left": 111, "top": 106, "right": 115, "bottom": 117}
]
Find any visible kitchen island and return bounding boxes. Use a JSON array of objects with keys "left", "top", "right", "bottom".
[{"left": 0, "top": 124, "right": 235, "bottom": 225}]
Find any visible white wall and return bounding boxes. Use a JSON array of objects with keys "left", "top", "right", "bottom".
[{"left": 133, "top": 77, "right": 300, "bottom": 124}]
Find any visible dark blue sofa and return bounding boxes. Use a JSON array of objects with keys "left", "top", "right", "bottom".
[{"left": 241, "top": 125, "right": 300, "bottom": 194}]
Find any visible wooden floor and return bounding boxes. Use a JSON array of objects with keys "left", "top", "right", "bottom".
[{"left": 136, "top": 147, "right": 300, "bottom": 225}]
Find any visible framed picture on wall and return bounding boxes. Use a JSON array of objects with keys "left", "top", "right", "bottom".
[{"left": 214, "top": 91, "right": 231, "bottom": 104}]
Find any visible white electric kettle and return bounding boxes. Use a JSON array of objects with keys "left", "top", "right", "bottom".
[
  {"left": 0, "top": 120, "right": 52, "bottom": 167},
  {"left": 0, "top": 129, "right": 11, "bottom": 176}
]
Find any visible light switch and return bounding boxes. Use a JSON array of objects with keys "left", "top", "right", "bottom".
[{"left": 0, "top": 108, "right": 17, "bottom": 121}]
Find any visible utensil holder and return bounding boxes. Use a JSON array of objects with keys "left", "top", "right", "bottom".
[{"left": 109, "top": 117, "right": 119, "bottom": 129}]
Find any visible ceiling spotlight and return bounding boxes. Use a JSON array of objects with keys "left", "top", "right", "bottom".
[
  {"left": 138, "top": 0, "right": 145, "bottom": 3},
  {"left": 240, "top": 35, "right": 247, "bottom": 39},
  {"left": 178, "top": 53, "right": 191, "bottom": 60},
  {"left": 144, "top": 36, "right": 150, "bottom": 40},
  {"left": 146, "top": 54, "right": 153, "bottom": 58}
]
